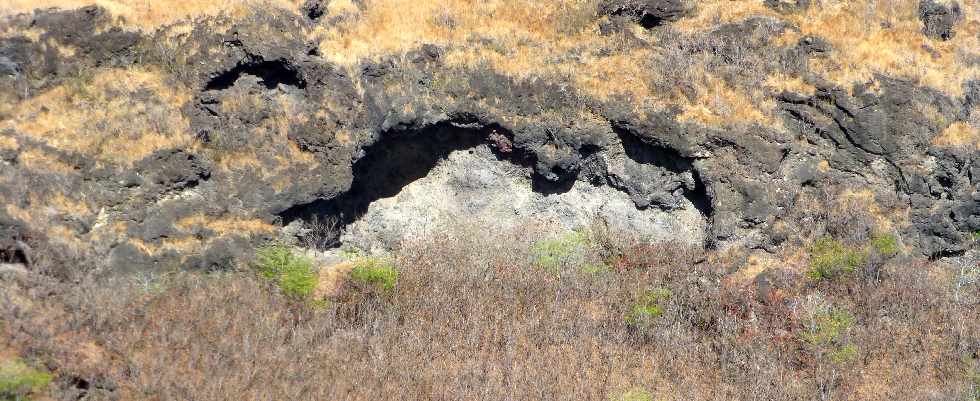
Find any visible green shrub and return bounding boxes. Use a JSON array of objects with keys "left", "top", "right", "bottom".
[
  {"left": 802, "top": 308, "right": 854, "bottom": 346},
  {"left": 531, "top": 230, "right": 588, "bottom": 275},
  {"left": 807, "top": 237, "right": 865, "bottom": 280},
  {"left": 829, "top": 343, "right": 859, "bottom": 364},
  {"left": 582, "top": 262, "right": 611, "bottom": 275},
  {"left": 802, "top": 307, "right": 858, "bottom": 365},
  {"left": 870, "top": 233, "right": 899, "bottom": 257},
  {"left": 339, "top": 246, "right": 363, "bottom": 261},
  {"left": 350, "top": 258, "right": 399, "bottom": 292},
  {"left": 254, "top": 244, "right": 317, "bottom": 300},
  {"left": 610, "top": 388, "right": 655, "bottom": 401},
  {"left": 0, "top": 359, "right": 52, "bottom": 400},
  {"left": 626, "top": 287, "right": 671, "bottom": 327}
]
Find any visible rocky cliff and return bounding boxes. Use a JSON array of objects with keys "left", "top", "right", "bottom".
[{"left": 0, "top": 0, "right": 977, "bottom": 275}]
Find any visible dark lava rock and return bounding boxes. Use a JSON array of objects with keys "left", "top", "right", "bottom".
[
  {"left": 599, "top": 0, "right": 688, "bottom": 28},
  {"left": 136, "top": 149, "right": 211, "bottom": 193},
  {"left": 796, "top": 35, "right": 832, "bottom": 56},
  {"left": 764, "top": 0, "right": 811, "bottom": 14},
  {"left": 919, "top": 0, "right": 962, "bottom": 40},
  {"left": 301, "top": 0, "right": 328, "bottom": 20},
  {"left": 3, "top": 5, "right": 976, "bottom": 275}
]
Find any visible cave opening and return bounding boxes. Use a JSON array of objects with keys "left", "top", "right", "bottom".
[
  {"left": 279, "top": 122, "right": 712, "bottom": 251},
  {"left": 204, "top": 57, "right": 307, "bottom": 91},
  {"left": 278, "top": 122, "right": 533, "bottom": 235}
]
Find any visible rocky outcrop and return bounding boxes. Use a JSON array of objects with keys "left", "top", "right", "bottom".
[
  {"left": 599, "top": 0, "right": 688, "bottom": 28},
  {"left": 0, "top": 5, "right": 976, "bottom": 275},
  {"left": 919, "top": 0, "right": 963, "bottom": 40},
  {"left": 777, "top": 76, "right": 977, "bottom": 257},
  {"left": 764, "top": 0, "right": 811, "bottom": 14}
]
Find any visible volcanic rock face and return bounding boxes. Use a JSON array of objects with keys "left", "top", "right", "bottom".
[
  {"left": 0, "top": 4, "right": 976, "bottom": 274},
  {"left": 279, "top": 124, "right": 707, "bottom": 252},
  {"left": 338, "top": 143, "right": 706, "bottom": 251},
  {"left": 599, "top": 0, "right": 688, "bottom": 28},
  {"left": 919, "top": 0, "right": 963, "bottom": 40}
]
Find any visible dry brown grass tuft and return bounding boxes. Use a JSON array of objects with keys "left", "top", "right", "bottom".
[
  {"left": 1, "top": 0, "right": 305, "bottom": 31},
  {"left": 677, "top": 76, "right": 775, "bottom": 127},
  {"left": 176, "top": 213, "right": 277, "bottom": 237},
  {"left": 2, "top": 67, "right": 193, "bottom": 168},
  {"left": 316, "top": 0, "right": 602, "bottom": 66},
  {"left": 686, "top": 0, "right": 980, "bottom": 96},
  {"left": 933, "top": 121, "right": 980, "bottom": 150}
]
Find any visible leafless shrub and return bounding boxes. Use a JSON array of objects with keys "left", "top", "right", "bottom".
[
  {"left": 1, "top": 222, "right": 977, "bottom": 401},
  {"left": 300, "top": 215, "right": 341, "bottom": 250}
]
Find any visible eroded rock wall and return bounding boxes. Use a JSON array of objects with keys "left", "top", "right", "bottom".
[{"left": 0, "top": 4, "right": 976, "bottom": 274}]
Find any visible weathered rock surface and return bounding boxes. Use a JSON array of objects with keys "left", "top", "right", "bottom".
[
  {"left": 599, "top": 0, "right": 688, "bottom": 28},
  {"left": 919, "top": 0, "right": 963, "bottom": 41},
  {"left": 0, "top": 5, "right": 976, "bottom": 274}
]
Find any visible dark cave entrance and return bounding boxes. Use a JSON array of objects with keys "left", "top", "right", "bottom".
[
  {"left": 278, "top": 122, "right": 714, "bottom": 250},
  {"left": 204, "top": 57, "right": 307, "bottom": 91},
  {"left": 277, "top": 122, "right": 536, "bottom": 248}
]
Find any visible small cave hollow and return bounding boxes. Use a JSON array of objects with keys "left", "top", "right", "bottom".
[
  {"left": 613, "top": 127, "right": 714, "bottom": 218},
  {"left": 279, "top": 123, "right": 711, "bottom": 252},
  {"left": 204, "top": 58, "right": 307, "bottom": 91}
]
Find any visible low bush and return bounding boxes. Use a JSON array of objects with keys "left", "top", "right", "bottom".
[
  {"left": 0, "top": 358, "right": 51, "bottom": 400},
  {"left": 869, "top": 233, "right": 899, "bottom": 257},
  {"left": 801, "top": 305, "right": 858, "bottom": 365},
  {"left": 625, "top": 287, "right": 671, "bottom": 328},
  {"left": 253, "top": 244, "right": 317, "bottom": 300},
  {"left": 2, "top": 224, "right": 977, "bottom": 400},
  {"left": 531, "top": 230, "right": 589, "bottom": 275},
  {"left": 611, "top": 388, "right": 656, "bottom": 401},
  {"left": 807, "top": 237, "right": 865, "bottom": 280},
  {"left": 349, "top": 257, "right": 398, "bottom": 292}
]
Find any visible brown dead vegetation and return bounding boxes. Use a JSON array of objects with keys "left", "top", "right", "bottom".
[
  {"left": 1, "top": 221, "right": 977, "bottom": 401},
  {"left": 2, "top": 67, "right": 193, "bottom": 168},
  {"left": 1, "top": 0, "right": 305, "bottom": 31}
]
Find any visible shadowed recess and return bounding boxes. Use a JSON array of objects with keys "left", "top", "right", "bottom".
[
  {"left": 277, "top": 122, "right": 537, "bottom": 240},
  {"left": 205, "top": 57, "right": 307, "bottom": 90},
  {"left": 279, "top": 121, "right": 715, "bottom": 249}
]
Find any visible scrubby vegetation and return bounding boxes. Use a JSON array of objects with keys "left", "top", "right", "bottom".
[
  {"left": 253, "top": 244, "right": 318, "bottom": 300},
  {"left": 0, "top": 359, "right": 52, "bottom": 401},
  {"left": 348, "top": 257, "right": 399, "bottom": 292},
  {"left": 807, "top": 237, "right": 866, "bottom": 281},
  {"left": 1, "top": 222, "right": 977, "bottom": 400}
]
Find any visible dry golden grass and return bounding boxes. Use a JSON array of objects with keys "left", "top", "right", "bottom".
[
  {"left": 316, "top": 0, "right": 601, "bottom": 66},
  {"left": 678, "top": 76, "right": 775, "bottom": 127},
  {"left": 313, "top": 260, "right": 354, "bottom": 299},
  {"left": 127, "top": 237, "right": 201, "bottom": 257},
  {"left": 686, "top": 0, "right": 980, "bottom": 96},
  {"left": 306, "top": 0, "right": 789, "bottom": 127},
  {"left": 315, "top": 0, "right": 678, "bottom": 108},
  {"left": 2, "top": 67, "right": 193, "bottom": 168},
  {"left": 157, "top": 213, "right": 276, "bottom": 263},
  {"left": 932, "top": 121, "right": 980, "bottom": 150},
  {"left": 0, "top": 135, "right": 18, "bottom": 151},
  {"left": 832, "top": 188, "right": 902, "bottom": 232},
  {"left": 176, "top": 213, "right": 276, "bottom": 236},
  {"left": 0, "top": 0, "right": 304, "bottom": 31},
  {"left": 674, "top": 0, "right": 780, "bottom": 33},
  {"left": 765, "top": 73, "right": 817, "bottom": 96}
]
